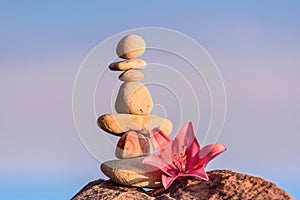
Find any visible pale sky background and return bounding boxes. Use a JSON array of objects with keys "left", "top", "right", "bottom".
[{"left": 1, "top": 1, "right": 300, "bottom": 199}]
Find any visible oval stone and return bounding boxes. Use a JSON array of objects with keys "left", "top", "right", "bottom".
[
  {"left": 119, "top": 69, "right": 144, "bottom": 82},
  {"left": 101, "top": 157, "right": 162, "bottom": 188},
  {"left": 116, "top": 34, "right": 146, "bottom": 59},
  {"left": 115, "top": 82, "right": 153, "bottom": 115}
]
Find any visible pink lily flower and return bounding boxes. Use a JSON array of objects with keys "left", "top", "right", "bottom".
[{"left": 143, "top": 122, "right": 226, "bottom": 189}]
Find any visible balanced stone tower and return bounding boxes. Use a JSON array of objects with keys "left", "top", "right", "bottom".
[{"left": 97, "top": 34, "right": 173, "bottom": 188}]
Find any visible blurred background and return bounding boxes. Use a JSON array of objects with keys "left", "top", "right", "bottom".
[{"left": 1, "top": 1, "right": 299, "bottom": 199}]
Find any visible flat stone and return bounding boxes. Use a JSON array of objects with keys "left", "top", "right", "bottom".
[
  {"left": 109, "top": 59, "right": 147, "bottom": 71},
  {"left": 97, "top": 114, "right": 173, "bottom": 136},
  {"left": 100, "top": 157, "right": 162, "bottom": 188},
  {"left": 116, "top": 34, "right": 146, "bottom": 59},
  {"left": 115, "top": 131, "right": 152, "bottom": 159},
  {"left": 119, "top": 69, "right": 144, "bottom": 82},
  {"left": 115, "top": 82, "right": 153, "bottom": 115}
]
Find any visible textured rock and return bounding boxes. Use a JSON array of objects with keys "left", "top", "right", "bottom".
[
  {"left": 119, "top": 69, "right": 144, "bottom": 82},
  {"left": 109, "top": 59, "right": 147, "bottom": 71},
  {"left": 116, "top": 34, "right": 146, "bottom": 59},
  {"left": 97, "top": 114, "right": 173, "bottom": 136},
  {"left": 115, "top": 82, "right": 153, "bottom": 115},
  {"left": 100, "top": 157, "right": 162, "bottom": 188},
  {"left": 72, "top": 170, "right": 294, "bottom": 200},
  {"left": 115, "top": 131, "right": 152, "bottom": 159}
]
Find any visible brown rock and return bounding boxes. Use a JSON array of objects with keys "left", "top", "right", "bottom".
[
  {"left": 100, "top": 157, "right": 162, "bottom": 188},
  {"left": 109, "top": 59, "right": 146, "bottom": 71},
  {"left": 72, "top": 170, "right": 294, "bottom": 200},
  {"left": 97, "top": 114, "right": 173, "bottom": 136},
  {"left": 115, "top": 82, "right": 153, "bottom": 115},
  {"left": 115, "top": 131, "right": 152, "bottom": 159}
]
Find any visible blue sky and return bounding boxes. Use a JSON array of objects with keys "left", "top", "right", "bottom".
[{"left": 1, "top": 1, "right": 300, "bottom": 199}]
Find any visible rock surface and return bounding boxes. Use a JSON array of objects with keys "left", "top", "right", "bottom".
[
  {"left": 98, "top": 114, "right": 173, "bottom": 136},
  {"left": 72, "top": 170, "right": 294, "bottom": 200},
  {"left": 115, "top": 131, "right": 152, "bottom": 159},
  {"left": 115, "top": 82, "right": 153, "bottom": 115},
  {"left": 109, "top": 59, "right": 147, "bottom": 71},
  {"left": 101, "top": 157, "right": 162, "bottom": 188}
]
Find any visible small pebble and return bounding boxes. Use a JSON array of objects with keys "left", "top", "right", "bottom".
[{"left": 118, "top": 69, "right": 144, "bottom": 82}]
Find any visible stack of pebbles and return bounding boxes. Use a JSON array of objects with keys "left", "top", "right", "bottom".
[{"left": 98, "top": 34, "right": 173, "bottom": 188}]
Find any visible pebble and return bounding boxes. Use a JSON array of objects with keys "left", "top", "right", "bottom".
[
  {"left": 109, "top": 59, "right": 146, "bottom": 71},
  {"left": 116, "top": 34, "right": 146, "bottom": 59},
  {"left": 100, "top": 157, "right": 162, "bottom": 188},
  {"left": 115, "top": 131, "right": 152, "bottom": 159},
  {"left": 115, "top": 82, "right": 153, "bottom": 115},
  {"left": 97, "top": 114, "right": 173, "bottom": 136},
  {"left": 118, "top": 69, "right": 144, "bottom": 82}
]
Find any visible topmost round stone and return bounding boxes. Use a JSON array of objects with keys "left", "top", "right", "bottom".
[{"left": 116, "top": 34, "right": 146, "bottom": 59}]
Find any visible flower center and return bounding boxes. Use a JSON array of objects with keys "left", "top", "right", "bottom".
[{"left": 172, "top": 145, "right": 188, "bottom": 173}]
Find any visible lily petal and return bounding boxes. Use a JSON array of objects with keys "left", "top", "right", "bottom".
[
  {"left": 149, "top": 128, "right": 174, "bottom": 164},
  {"left": 178, "top": 172, "right": 209, "bottom": 181},
  {"left": 142, "top": 155, "right": 177, "bottom": 177},
  {"left": 199, "top": 144, "right": 227, "bottom": 166},
  {"left": 172, "top": 122, "right": 199, "bottom": 156},
  {"left": 184, "top": 124, "right": 202, "bottom": 171},
  {"left": 172, "top": 122, "right": 201, "bottom": 171},
  {"left": 187, "top": 165, "right": 209, "bottom": 180},
  {"left": 150, "top": 128, "right": 172, "bottom": 153},
  {"left": 142, "top": 154, "right": 164, "bottom": 168},
  {"left": 162, "top": 174, "right": 178, "bottom": 189},
  {"left": 162, "top": 169, "right": 208, "bottom": 189},
  {"left": 158, "top": 142, "right": 175, "bottom": 166}
]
